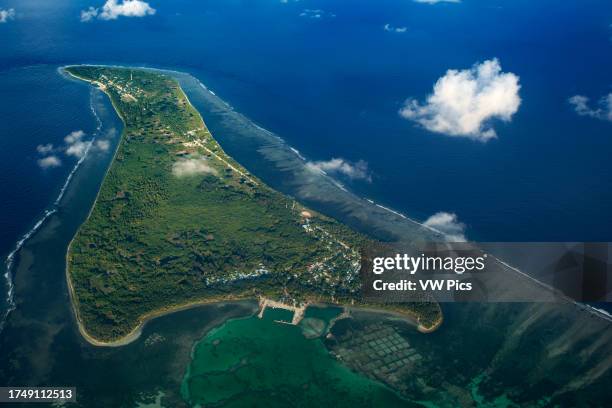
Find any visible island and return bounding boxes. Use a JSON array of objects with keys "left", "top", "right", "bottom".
[{"left": 63, "top": 66, "right": 441, "bottom": 344}]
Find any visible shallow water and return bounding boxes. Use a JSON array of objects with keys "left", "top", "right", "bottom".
[{"left": 181, "top": 312, "right": 410, "bottom": 408}]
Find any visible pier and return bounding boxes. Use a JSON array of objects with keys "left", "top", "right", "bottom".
[{"left": 257, "top": 297, "right": 307, "bottom": 325}]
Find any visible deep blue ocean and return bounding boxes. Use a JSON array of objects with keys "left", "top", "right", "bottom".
[
  {"left": 0, "top": 2, "right": 611, "bottom": 404},
  {"left": 1, "top": 0, "right": 612, "bottom": 264}
]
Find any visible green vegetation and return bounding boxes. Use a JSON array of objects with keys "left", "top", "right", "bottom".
[{"left": 65, "top": 66, "right": 440, "bottom": 341}]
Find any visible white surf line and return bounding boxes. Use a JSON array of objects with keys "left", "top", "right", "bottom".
[
  {"left": 590, "top": 307, "right": 612, "bottom": 320},
  {"left": 54, "top": 139, "right": 96, "bottom": 206},
  {"left": 374, "top": 203, "right": 408, "bottom": 220},
  {"left": 54, "top": 98, "right": 102, "bottom": 205},
  {"left": 290, "top": 147, "right": 306, "bottom": 161},
  {"left": 194, "top": 80, "right": 284, "bottom": 143},
  {"left": 0, "top": 92, "right": 102, "bottom": 332},
  {"left": 1, "top": 208, "right": 54, "bottom": 331},
  {"left": 494, "top": 256, "right": 612, "bottom": 322},
  {"left": 369, "top": 199, "right": 448, "bottom": 237},
  {"left": 197, "top": 83, "right": 231, "bottom": 108},
  {"left": 331, "top": 180, "right": 348, "bottom": 193}
]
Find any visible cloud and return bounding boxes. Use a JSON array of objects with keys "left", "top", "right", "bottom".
[
  {"left": 423, "top": 212, "right": 466, "bottom": 242},
  {"left": 80, "top": 7, "right": 99, "bottom": 22},
  {"left": 38, "top": 156, "right": 62, "bottom": 169},
  {"left": 400, "top": 58, "right": 521, "bottom": 142},
  {"left": 99, "top": 0, "right": 155, "bottom": 20},
  {"left": 36, "top": 144, "right": 55, "bottom": 154},
  {"left": 0, "top": 8, "right": 15, "bottom": 23},
  {"left": 172, "top": 156, "right": 217, "bottom": 178},
  {"left": 299, "top": 9, "right": 335, "bottom": 19},
  {"left": 64, "top": 130, "right": 85, "bottom": 144},
  {"left": 306, "top": 158, "right": 372, "bottom": 182},
  {"left": 66, "top": 142, "right": 90, "bottom": 158},
  {"left": 63, "top": 130, "right": 90, "bottom": 158},
  {"left": 413, "top": 0, "right": 460, "bottom": 4},
  {"left": 384, "top": 24, "right": 407, "bottom": 33},
  {"left": 568, "top": 93, "right": 612, "bottom": 122},
  {"left": 95, "top": 139, "right": 111, "bottom": 151},
  {"left": 81, "top": 0, "right": 155, "bottom": 22},
  {"left": 36, "top": 130, "right": 93, "bottom": 170}
]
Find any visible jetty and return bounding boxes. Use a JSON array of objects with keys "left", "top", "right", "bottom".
[{"left": 258, "top": 297, "right": 307, "bottom": 325}]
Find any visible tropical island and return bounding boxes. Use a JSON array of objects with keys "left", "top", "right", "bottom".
[{"left": 64, "top": 66, "right": 441, "bottom": 343}]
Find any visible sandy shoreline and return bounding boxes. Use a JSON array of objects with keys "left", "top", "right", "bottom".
[{"left": 343, "top": 304, "right": 443, "bottom": 333}]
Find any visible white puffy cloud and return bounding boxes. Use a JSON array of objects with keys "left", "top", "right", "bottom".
[
  {"left": 400, "top": 59, "right": 521, "bottom": 142},
  {"left": 64, "top": 130, "right": 85, "bottom": 144},
  {"left": 38, "top": 156, "right": 62, "bottom": 169},
  {"left": 80, "top": 7, "right": 99, "bottom": 22},
  {"left": 95, "top": 139, "right": 111, "bottom": 152},
  {"left": 65, "top": 141, "right": 90, "bottom": 158},
  {"left": 414, "top": 0, "right": 460, "bottom": 4},
  {"left": 306, "top": 158, "right": 371, "bottom": 182},
  {"left": 63, "top": 130, "right": 90, "bottom": 158},
  {"left": 36, "top": 130, "right": 94, "bottom": 169},
  {"left": 100, "top": 0, "right": 155, "bottom": 20},
  {"left": 172, "top": 156, "right": 217, "bottom": 178},
  {"left": 384, "top": 24, "right": 407, "bottom": 33},
  {"left": 423, "top": 212, "right": 466, "bottom": 242},
  {"left": 568, "top": 93, "right": 612, "bottom": 122},
  {"left": 36, "top": 144, "right": 55, "bottom": 154},
  {"left": 0, "top": 8, "right": 15, "bottom": 23},
  {"left": 81, "top": 0, "right": 155, "bottom": 22}
]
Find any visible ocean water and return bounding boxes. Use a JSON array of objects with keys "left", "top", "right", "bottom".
[
  {"left": 1, "top": 0, "right": 612, "bottom": 244},
  {"left": 1, "top": 1, "right": 612, "bottom": 406}
]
